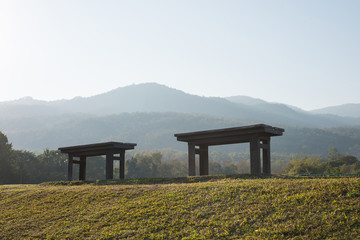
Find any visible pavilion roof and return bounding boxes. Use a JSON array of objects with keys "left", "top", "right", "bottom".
[
  {"left": 58, "top": 141, "right": 137, "bottom": 157},
  {"left": 174, "top": 124, "right": 284, "bottom": 146}
]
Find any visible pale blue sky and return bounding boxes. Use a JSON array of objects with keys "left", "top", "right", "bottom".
[{"left": 1, "top": 0, "right": 359, "bottom": 110}]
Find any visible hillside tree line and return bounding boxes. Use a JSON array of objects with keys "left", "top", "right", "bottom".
[{"left": 1, "top": 131, "right": 359, "bottom": 184}]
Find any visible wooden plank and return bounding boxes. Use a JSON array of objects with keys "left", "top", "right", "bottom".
[
  {"left": 259, "top": 144, "right": 269, "bottom": 149},
  {"left": 175, "top": 124, "right": 284, "bottom": 143},
  {"left": 59, "top": 142, "right": 136, "bottom": 154},
  {"left": 119, "top": 153, "right": 125, "bottom": 179},
  {"left": 262, "top": 139, "right": 271, "bottom": 174},
  {"left": 68, "top": 154, "right": 73, "bottom": 181},
  {"left": 199, "top": 145, "right": 209, "bottom": 175},
  {"left": 79, "top": 156, "right": 86, "bottom": 181},
  {"left": 183, "top": 134, "right": 261, "bottom": 146},
  {"left": 58, "top": 142, "right": 137, "bottom": 159},
  {"left": 250, "top": 138, "right": 261, "bottom": 174},
  {"left": 176, "top": 133, "right": 276, "bottom": 146},
  {"left": 106, "top": 152, "right": 114, "bottom": 180},
  {"left": 188, "top": 143, "right": 196, "bottom": 176},
  {"left": 195, "top": 148, "right": 200, "bottom": 155}
]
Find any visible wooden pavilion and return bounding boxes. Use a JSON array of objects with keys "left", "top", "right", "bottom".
[
  {"left": 59, "top": 142, "right": 136, "bottom": 181},
  {"left": 174, "top": 124, "right": 284, "bottom": 176}
]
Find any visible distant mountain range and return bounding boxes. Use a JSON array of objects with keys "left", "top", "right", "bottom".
[
  {"left": 0, "top": 83, "right": 359, "bottom": 154},
  {"left": 1, "top": 83, "right": 359, "bottom": 127},
  {"left": 311, "top": 104, "right": 360, "bottom": 118}
]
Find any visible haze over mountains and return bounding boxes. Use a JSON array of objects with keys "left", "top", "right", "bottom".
[
  {"left": 311, "top": 104, "right": 360, "bottom": 118},
  {"left": 0, "top": 83, "right": 359, "bottom": 154},
  {"left": 1, "top": 83, "right": 359, "bottom": 125}
]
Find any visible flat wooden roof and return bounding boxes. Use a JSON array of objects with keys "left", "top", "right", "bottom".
[
  {"left": 58, "top": 141, "right": 137, "bottom": 157},
  {"left": 174, "top": 124, "right": 284, "bottom": 146}
]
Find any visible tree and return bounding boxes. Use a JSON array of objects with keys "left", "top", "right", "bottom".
[
  {"left": 209, "top": 159, "right": 224, "bottom": 175},
  {"left": 324, "top": 154, "right": 360, "bottom": 174},
  {"left": 327, "top": 147, "right": 340, "bottom": 161},
  {"left": 13, "top": 150, "right": 39, "bottom": 183},
  {"left": 284, "top": 154, "right": 324, "bottom": 174},
  {"left": 0, "top": 131, "right": 16, "bottom": 184},
  {"left": 126, "top": 152, "right": 162, "bottom": 178},
  {"left": 37, "top": 149, "right": 68, "bottom": 182},
  {"left": 222, "top": 160, "right": 238, "bottom": 175}
]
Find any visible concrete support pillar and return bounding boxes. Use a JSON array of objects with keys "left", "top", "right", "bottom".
[
  {"left": 262, "top": 139, "right": 271, "bottom": 174},
  {"left": 199, "top": 145, "right": 209, "bottom": 175},
  {"left": 250, "top": 138, "right": 261, "bottom": 174},
  {"left": 188, "top": 143, "right": 196, "bottom": 176},
  {"left": 79, "top": 156, "right": 86, "bottom": 181},
  {"left": 68, "top": 154, "right": 73, "bottom": 181},
  {"left": 119, "top": 152, "right": 125, "bottom": 179},
  {"left": 106, "top": 152, "right": 114, "bottom": 180}
]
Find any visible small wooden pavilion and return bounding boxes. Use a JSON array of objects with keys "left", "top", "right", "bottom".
[
  {"left": 174, "top": 124, "right": 284, "bottom": 176},
  {"left": 59, "top": 142, "right": 136, "bottom": 181}
]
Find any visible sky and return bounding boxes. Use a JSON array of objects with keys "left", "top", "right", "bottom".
[{"left": 0, "top": 0, "right": 359, "bottom": 110}]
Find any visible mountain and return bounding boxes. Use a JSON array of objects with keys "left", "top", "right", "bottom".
[
  {"left": 51, "top": 83, "right": 254, "bottom": 117},
  {"left": 225, "top": 94, "right": 359, "bottom": 128},
  {"left": 311, "top": 104, "right": 360, "bottom": 118},
  {"left": 1, "top": 83, "right": 358, "bottom": 127},
  {"left": 1, "top": 83, "right": 360, "bottom": 154},
  {"left": 0, "top": 96, "right": 48, "bottom": 105},
  {"left": 225, "top": 96, "right": 267, "bottom": 105}
]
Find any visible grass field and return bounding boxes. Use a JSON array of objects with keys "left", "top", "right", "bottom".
[{"left": 1, "top": 175, "right": 359, "bottom": 239}]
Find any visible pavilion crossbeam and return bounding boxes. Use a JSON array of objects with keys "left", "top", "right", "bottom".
[
  {"left": 177, "top": 133, "right": 274, "bottom": 146},
  {"left": 62, "top": 150, "right": 125, "bottom": 158}
]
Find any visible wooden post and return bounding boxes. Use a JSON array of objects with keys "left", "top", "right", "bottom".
[
  {"left": 250, "top": 138, "right": 261, "bottom": 174},
  {"left": 199, "top": 145, "right": 209, "bottom": 175},
  {"left": 262, "top": 139, "right": 271, "bottom": 174},
  {"left": 120, "top": 152, "right": 125, "bottom": 179},
  {"left": 106, "top": 152, "right": 114, "bottom": 180},
  {"left": 188, "top": 143, "right": 196, "bottom": 176},
  {"left": 68, "top": 154, "right": 73, "bottom": 181},
  {"left": 79, "top": 156, "right": 86, "bottom": 181}
]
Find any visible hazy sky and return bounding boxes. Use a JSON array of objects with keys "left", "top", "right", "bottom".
[{"left": 1, "top": 0, "right": 359, "bottom": 110}]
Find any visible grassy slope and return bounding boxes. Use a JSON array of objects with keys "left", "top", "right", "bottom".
[{"left": 0, "top": 176, "right": 359, "bottom": 239}]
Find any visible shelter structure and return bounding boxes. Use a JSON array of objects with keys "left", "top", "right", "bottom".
[
  {"left": 59, "top": 142, "right": 136, "bottom": 181},
  {"left": 174, "top": 124, "right": 284, "bottom": 176}
]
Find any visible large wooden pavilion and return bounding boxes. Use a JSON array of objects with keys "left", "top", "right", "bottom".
[{"left": 174, "top": 124, "right": 284, "bottom": 176}]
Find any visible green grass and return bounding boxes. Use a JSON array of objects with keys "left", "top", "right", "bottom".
[{"left": 1, "top": 176, "right": 359, "bottom": 239}]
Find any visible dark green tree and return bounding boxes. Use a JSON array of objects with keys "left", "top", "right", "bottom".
[
  {"left": 13, "top": 150, "right": 39, "bottom": 183},
  {"left": 0, "top": 131, "right": 16, "bottom": 184},
  {"left": 37, "top": 149, "right": 68, "bottom": 182},
  {"left": 284, "top": 154, "right": 324, "bottom": 174},
  {"left": 326, "top": 147, "right": 340, "bottom": 161},
  {"left": 126, "top": 152, "right": 162, "bottom": 178}
]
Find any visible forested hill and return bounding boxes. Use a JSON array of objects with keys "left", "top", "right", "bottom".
[
  {"left": 2, "top": 112, "right": 360, "bottom": 156},
  {"left": 1, "top": 83, "right": 359, "bottom": 155},
  {"left": 0, "top": 83, "right": 359, "bottom": 128}
]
